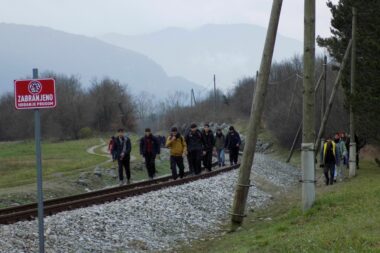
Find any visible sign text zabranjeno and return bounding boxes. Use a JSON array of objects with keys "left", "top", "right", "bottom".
[{"left": 14, "top": 79, "right": 56, "bottom": 109}]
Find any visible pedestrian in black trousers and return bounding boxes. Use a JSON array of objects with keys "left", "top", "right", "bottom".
[
  {"left": 321, "top": 137, "right": 338, "bottom": 185},
  {"left": 225, "top": 126, "right": 241, "bottom": 165},
  {"left": 140, "top": 128, "right": 160, "bottom": 180},
  {"left": 114, "top": 128, "right": 132, "bottom": 185},
  {"left": 166, "top": 127, "right": 187, "bottom": 180},
  {"left": 185, "top": 123, "right": 204, "bottom": 175},
  {"left": 202, "top": 123, "right": 215, "bottom": 171}
]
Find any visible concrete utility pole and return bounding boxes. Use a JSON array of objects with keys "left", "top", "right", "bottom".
[
  {"left": 230, "top": 0, "right": 282, "bottom": 227},
  {"left": 301, "top": 0, "right": 316, "bottom": 211},
  {"left": 349, "top": 7, "right": 357, "bottom": 177},
  {"left": 314, "top": 40, "right": 352, "bottom": 154}
]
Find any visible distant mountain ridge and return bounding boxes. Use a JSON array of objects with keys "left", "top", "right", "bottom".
[
  {"left": 100, "top": 24, "right": 303, "bottom": 89},
  {"left": 0, "top": 23, "right": 203, "bottom": 97}
]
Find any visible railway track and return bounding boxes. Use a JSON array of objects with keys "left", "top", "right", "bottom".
[{"left": 0, "top": 164, "right": 240, "bottom": 225}]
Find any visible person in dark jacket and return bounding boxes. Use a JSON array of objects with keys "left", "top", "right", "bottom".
[
  {"left": 185, "top": 123, "right": 204, "bottom": 175},
  {"left": 214, "top": 128, "right": 226, "bottom": 167},
  {"left": 321, "top": 137, "right": 338, "bottom": 185},
  {"left": 225, "top": 126, "right": 241, "bottom": 165},
  {"left": 114, "top": 129, "right": 132, "bottom": 185},
  {"left": 140, "top": 128, "right": 161, "bottom": 180},
  {"left": 202, "top": 123, "right": 215, "bottom": 171}
]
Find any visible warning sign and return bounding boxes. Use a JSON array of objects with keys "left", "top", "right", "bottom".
[{"left": 14, "top": 79, "right": 56, "bottom": 109}]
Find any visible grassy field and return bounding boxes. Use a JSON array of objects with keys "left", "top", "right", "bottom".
[
  {"left": 0, "top": 136, "right": 172, "bottom": 207},
  {"left": 181, "top": 160, "right": 380, "bottom": 253},
  {"left": 0, "top": 138, "right": 107, "bottom": 188}
]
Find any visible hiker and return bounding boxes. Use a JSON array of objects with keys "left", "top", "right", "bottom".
[
  {"left": 114, "top": 129, "right": 132, "bottom": 185},
  {"left": 140, "top": 128, "right": 160, "bottom": 180},
  {"left": 108, "top": 136, "right": 117, "bottom": 161},
  {"left": 214, "top": 128, "right": 226, "bottom": 167},
  {"left": 166, "top": 127, "right": 187, "bottom": 180},
  {"left": 321, "top": 137, "right": 338, "bottom": 185},
  {"left": 185, "top": 123, "right": 204, "bottom": 175},
  {"left": 202, "top": 123, "right": 215, "bottom": 172},
  {"left": 225, "top": 126, "right": 241, "bottom": 165},
  {"left": 334, "top": 132, "right": 347, "bottom": 181}
]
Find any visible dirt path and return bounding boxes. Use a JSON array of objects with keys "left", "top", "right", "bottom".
[{"left": 86, "top": 138, "right": 136, "bottom": 162}]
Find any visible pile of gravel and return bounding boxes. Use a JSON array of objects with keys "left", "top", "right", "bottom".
[
  {"left": 0, "top": 154, "right": 299, "bottom": 253},
  {"left": 253, "top": 154, "right": 301, "bottom": 189}
]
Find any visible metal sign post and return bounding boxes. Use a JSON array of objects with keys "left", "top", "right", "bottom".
[
  {"left": 14, "top": 69, "right": 56, "bottom": 253},
  {"left": 33, "top": 68, "right": 45, "bottom": 253}
]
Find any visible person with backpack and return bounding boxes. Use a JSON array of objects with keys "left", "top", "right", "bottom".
[
  {"left": 166, "top": 127, "right": 187, "bottom": 180},
  {"left": 114, "top": 129, "right": 132, "bottom": 185},
  {"left": 185, "top": 123, "right": 204, "bottom": 175},
  {"left": 202, "top": 123, "right": 215, "bottom": 172},
  {"left": 321, "top": 137, "right": 338, "bottom": 185},
  {"left": 214, "top": 128, "right": 226, "bottom": 167},
  {"left": 225, "top": 126, "right": 241, "bottom": 165},
  {"left": 140, "top": 128, "right": 161, "bottom": 180}
]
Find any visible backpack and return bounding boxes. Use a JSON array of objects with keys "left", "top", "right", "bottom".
[{"left": 325, "top": 141, "right": 335, "bottom": 163}]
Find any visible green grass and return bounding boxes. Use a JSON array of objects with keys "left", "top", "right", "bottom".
[
  {"left": 0, "top": 138, "right": 107, "bottom": 188},
  {"left": 181, "top": 161, "right": 380, "bottom": 253}
]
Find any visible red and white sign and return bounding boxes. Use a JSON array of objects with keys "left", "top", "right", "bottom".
[{"left": 14, "top": 79, "right": 56, "bottom": 110}]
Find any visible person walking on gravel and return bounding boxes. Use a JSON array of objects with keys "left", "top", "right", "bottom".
[
  {"left": 166, "top": 127, "right": 187, "bottom": 180},
  {"left": 115, "top": 129, "right": 132, "bottom": 185},
  {"left": 202, "top": 123, "right": 215, "bottom": 172},
  {"left": 321, "top": 137, "right": 338, "bottom": 185},
  {"left": 214, "top": 128, "right": 226, "bottom": 167},
  {"left": 225, "top": 126, "right": 241, "bottom": 165},
  {"left": 185, "top": 123, "right": 204, "bottom": 175},
  {"left": 140, "top": 128, "right": 161, "bottom": 180}
]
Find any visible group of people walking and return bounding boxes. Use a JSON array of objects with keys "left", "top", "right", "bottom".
[
  {"left": 168, "top": 123, "right": 241, "bottom": 179},
  {"left": 108, "top": 124, "right": 241, "bottom": 185},
  {"left": 320, "top": 132, "right": 364, "bottom": 185}
]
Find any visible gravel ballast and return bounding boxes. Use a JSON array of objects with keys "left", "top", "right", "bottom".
[{"left": 0, "top": 154, "right": 300, "bottom": 252}]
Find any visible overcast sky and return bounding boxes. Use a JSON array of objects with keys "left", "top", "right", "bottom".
[{"left": 0, "top": 0, "right": 336, "bottom": 41}]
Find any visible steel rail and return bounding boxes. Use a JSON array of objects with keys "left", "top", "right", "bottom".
[{"left": 0, "top": 164, "right": 240, "bottom": 224}]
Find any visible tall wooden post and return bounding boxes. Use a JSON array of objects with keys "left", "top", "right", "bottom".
[
  {"left": 320, "top": 55, "right": 327, "bottom": 162},
  {"left": 190, "top": 89, "right": 193, "bottom": 107},
  {"left": 230, "top": 0, "right": 283, "bottom": 227},
  {"left": 213, "top": 74, "right": 217, "bottom": 121},
  {"left": 301, "top": 0, "right": 316, "bottom": 211},
  {"left": 349, "top": 7, "right": 357, "bottom": 177}
]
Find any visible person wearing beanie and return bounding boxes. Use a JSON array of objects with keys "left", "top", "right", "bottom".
[
  {"left": 140, "top": 128, "right": 161, "bottom": 180},
  {"left": 202, "top": 123, "right": 215, "bottom": 171},
  {"left": 166, "top": 127, "right": 187, "bottom": 180},
  {"left": 225, "top": 126, "right": 241, "bottom": 165},
  {"left": 185, "top": 123, "right": 204, "bottom": 175}
]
